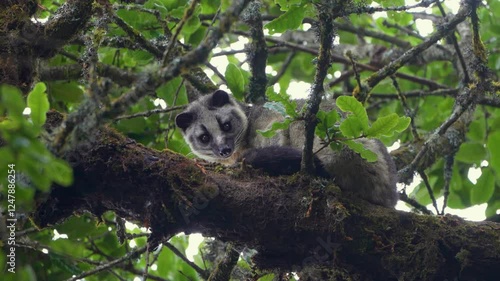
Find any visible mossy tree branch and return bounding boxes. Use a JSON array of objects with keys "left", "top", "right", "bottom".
[
  {"left": 34, "top": 112, "right": 500, "bottom": 280},
  {"left": 242, "top": 1, "right": 268, "bottom": 104},
  {"left": 301, "top": 5, "right": 335, "bottom": 174}
]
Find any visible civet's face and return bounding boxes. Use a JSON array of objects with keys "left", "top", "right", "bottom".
[{"left": 175, "top": 90, "right": 248, "bottom": 163}]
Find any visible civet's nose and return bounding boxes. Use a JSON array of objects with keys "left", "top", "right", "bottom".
[{"left": 219, "top": 146, "right": 232, "bottom": 157}]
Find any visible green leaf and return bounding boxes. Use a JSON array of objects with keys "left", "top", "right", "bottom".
[
  {"left": 27, "top": 83, "right": 50, "bottom": 127},
  {"left": 265, "top": 5, "right": 305, "bottom": 34},
  {"left": 274, "top": 0, "right": 302, "bottom": 11},
  {"left": 225, "top": 63, "right": 245, "bottom": 100},
  {"left": 387, "top": 11, "right": 412, "bottom": 26},
  {"left": 471, "top": 168, "right": 495, "bottom": 205},
  {"left": 1, "top": 264, "right": 36, "bottom": 281},
  {"left": 411, "top": 183, "right": 432, "bottom": 207},
  {"left": 450, "top": 165, "right": 464, "bottom": 191},
  {"left": 485, "top": 199, "right": 500, "bottom": 218},
  {"left": 317, "top": 110, "right": 340, "bottom": 128},
  {"left": 487, "top": 131, "right": 500, "bottom": 176},
  {"left": 49, "top": 159, "right": 73, "bottom": 187},
  {"left": 48, "top": 252, "right": 83, "bottom": 275},
  {"left": 48, "top": 82, "right": 84, "bottom": 103},
  {"left": 339, "top": 116, "right": 364, "bottom": 138},
  {"left": 377, "top": 0, "right": 405, "bottom": 7},
  {"left": 156, "top": 77, "right": 188, "bottom": 106},
  {"left": 257, "top": 119, "right": 291, "bottom": 138},
  {"left": 343, "top": 140, "right": 378, "bottom": 162},
  {"left": 186, "top": 26, "right": 207, "bottom": 45},
  {"left": 263, "top": 101, "right": 287, "bottom": 116},
  {"left": 468, "top": 117, "right": 485, "bottom": 142},
  {"left": 366, "top": 113, "right": 399, "bottom": 137},
  {"left": 0, "top": 84, "right": 25, "bottom": 119},
  {"left": 200, "top": 0, "right": 220, "bottom": 13},
  {"left": 394, "top": 116, "right": 411, "bottom": 133},
  {"left": 265, "top": 88, "right": 298, "bottom": 118},
  {"left": 157, "top": 245, "right": 177, "bottom": 277},
  {"left": 455, "top": 143, "right": 487, "bottom": 164},
  {"left": 446, "top": 190, "right": 466, "bottom": 209},
  {"left": 316, "top": 110, "right": 340, "bottom": 139},
  {"left": 182, "top": 5, "right": 201, "bottom": 35},
  {"left": 336, "top": 96, "right": 369, "bottom": 130},
  {"left": 145, "top": 0, "right": 168, "bottom": 16},
  {"left": 55, "top": 215, "right": 103, "bottom": 239}
]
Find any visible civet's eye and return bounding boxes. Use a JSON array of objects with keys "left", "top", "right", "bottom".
[
  {"left": 222, "top": 122, "right": 231, "bottom": 132},
  {"left": 199, "top": 134, "right": 210, "bottom": 144}
]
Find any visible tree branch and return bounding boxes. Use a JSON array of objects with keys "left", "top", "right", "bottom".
[
  {"left": 242, "top": 1, "right": 268, "bottom": 104},
  {"left": 301, "top": 6, "right": 335, "bottom": 173},
  {"left": 359, "top": 3, "right": 472, "bottom": 100},
  {"left": 34, "top": 111, "right": 500, "bottom": 280}
]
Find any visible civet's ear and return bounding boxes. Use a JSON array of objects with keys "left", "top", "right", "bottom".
[
  {"left": 175, "top": 112, "right": 195, "bottom": 131},
  {"left": 210, "top": 90, "right": 230, "bottom": 108}
]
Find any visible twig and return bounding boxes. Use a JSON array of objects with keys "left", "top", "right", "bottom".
[
  {"left": 143, "top": 242, "right": 151, "bottom": 281},
  {"left": 327, "top": 88, "right": 500, "bottom": 107},
  {"left": 164, "top": 242, "right": 209, "bottom": 279},
  {"left": 122, "top": 266, "right": 171, "bottom": 281},
  {"left": 346, "top": 51, "right": 364, "bottom": 100},
  {"left": 434, "top": 0, "right": 470, "bottom": 83},
  {"left": 367, "top": 88, "right": 459, "bottom": 99},
  {"left": 363, "top": 3, "right": 471, "bottom": 93},
  {"left": 111, "top": 11, "right": 162, "bottom": 58},
  {"left": 391, "top": 76, "right": 419, "bottom": 140},
  {"left": 345, "top": 1, "right": 435, "bottom": 15},
  {"left": 16, "top": 227, "right": 38, "bottom": 237},
  {"left": 418, "top": 170, "right": 440, "bottom": 214},
  {"left": 65, "top": 246, "right": 148, "bottom": 281},
  {"left": 39, "top": 63, "right": 139, "bottom": 87},
  {"left": 232, "top": 30, "right": 449, "bottom": 90},
  {"left": 398, "top": 192, "right": 432, "bottom": 215},
  {"left": 109, "top": 270, "right": 127, "bottom": 281},
  {"left": 165, "top": 78, "right": 185, "bottom": 146},
  {"left": 212, "top": 49, "right": 247, "bottom": 57},
  {"left": 205, "top": 62, "right": 227, "bottom": 83},
  {"left": 301, "top": 7, "right": 335, "bottom": 174},
  {"left": 328, "top": 69, "right": 355, "bottom": 88},
  {"left": 441, "top": 154, "right": 454, "bottom": 215},
  {"left": 115, "top": 105, "right": 186, "bottom": 120},
  {"left": 268, "top": 51, "right": 295, "bottom": 86},
  {"left": 398, "top": 86, "right": 477, "bottom": 183},
  {"left": 162, "top": 0, "right": 200, "bottom": 65},
  {"left": 335, "top": 21, "right": 410, "bottom": 48},
  {"left": 383, "top": 20, "right": 425, "bottom": 40}
]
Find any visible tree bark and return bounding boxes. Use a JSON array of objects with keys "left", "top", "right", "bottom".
[{"left": 33, "top": 112, "right": 500, "bottom": 281}]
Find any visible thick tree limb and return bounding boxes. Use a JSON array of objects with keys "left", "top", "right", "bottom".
[{"left": 33, "top": 112, "right": 500, "bottom": 280}]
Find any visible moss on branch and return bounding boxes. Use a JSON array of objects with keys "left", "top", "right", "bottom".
[{"left": 34, "top": 111, "right": 500, "bottom": 281}]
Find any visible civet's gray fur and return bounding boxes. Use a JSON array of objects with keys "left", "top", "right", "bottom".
[{"left": 176, "top": 90, "right": 398, "bottom": 207}]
